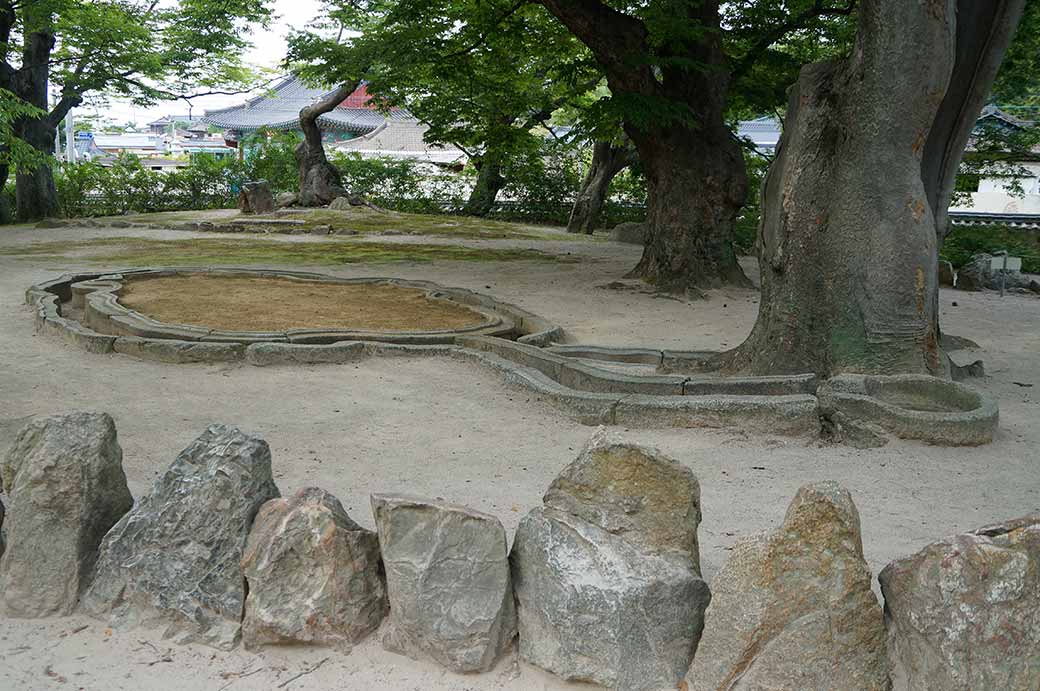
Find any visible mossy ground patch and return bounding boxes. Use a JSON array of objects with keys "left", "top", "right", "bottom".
[{"left": 0, "top": 236, "right": 567, "bottom": 266}]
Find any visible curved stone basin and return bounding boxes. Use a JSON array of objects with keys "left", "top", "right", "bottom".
[
  {"left": 25, "top": 271, "right": 999, "bottom": 446},
  {"left": 817, "top": 374, "right": 999, "bottom": 446},
  {"left": 44, "top": 268, "right": 562, "bottom": 346}
]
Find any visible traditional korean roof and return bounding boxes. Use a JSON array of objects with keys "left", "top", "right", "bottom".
[
  {"left": 202, "top": 75, "right": 405, "bottom": 134},
  {"left": 334, "top": 120, "right": 466, "bottom": 164}
]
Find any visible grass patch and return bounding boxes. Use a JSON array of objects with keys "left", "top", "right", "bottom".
[
  {"left": 0, "top": 236, "right": 569, "bottom": 266},
  {"left": 941, "top": 224, "right": 1040, "bottom": 273},
  {"left": 110, "top": 206, "right": 592, "bottom": 241}
]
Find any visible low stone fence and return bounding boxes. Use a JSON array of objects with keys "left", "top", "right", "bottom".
[{"left": 0, "top": 413, "right": 1036, "bottom": 690}]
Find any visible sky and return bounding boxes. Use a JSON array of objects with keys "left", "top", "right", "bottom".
[{"left": 83, "top": 0, "right": 326, "bottom": 128}]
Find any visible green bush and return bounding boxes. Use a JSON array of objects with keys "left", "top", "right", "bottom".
[
  {"left": 941, "top": 224, "right": 1040, "bottom": 273},
  {"left": 242, "top": 129, "right": 298, "bottom": 192},
  {"left": 55, "top": 153, "right": 245, "bottom": 217}
]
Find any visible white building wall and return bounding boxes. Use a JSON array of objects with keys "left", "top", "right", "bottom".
[{"left": 950, "top": 161, "right": 1040, "bottom": 215}]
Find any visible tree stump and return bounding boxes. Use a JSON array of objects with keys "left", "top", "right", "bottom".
[{"left": 239, "top": 181, "right": 275, "bottom": 215}]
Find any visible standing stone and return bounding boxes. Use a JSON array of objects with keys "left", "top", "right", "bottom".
[
  {"left": 0, "top": 412, "right": 132, "bottom": 617},
  {"left": 371, "top": 494, "right": 516, "bottom": 673},
  {"left": 938, "top": 259, "right": 955, "bottom": 287},
  {"left": 687, "top": 482, "right": 889, "bottom": 691},
  {"left": 81, "top": 424, "right": 280, "bottom": 650},
  {"left": 511, "top": 430, "right": 710, "bottom": 690},
  {"left": 241, "top": 487, "right": 387, "bottom": 650},
  {"left": 238, "top": 181, "right": 275, "bottom": 214},
  {"left": 879, "top": 513, "right": 1040, "bottom": 691}
]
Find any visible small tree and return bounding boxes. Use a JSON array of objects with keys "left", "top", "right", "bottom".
[
  {"left": 289, "top": 0, "right": 600, "bottom": 216},
  {"left": 0, "top": 0, "right": 272, "bottom": 221}
]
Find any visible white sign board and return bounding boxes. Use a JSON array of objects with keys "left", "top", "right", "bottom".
[{"left": 991, "top": 256, "right": 1022, "bottom": 272}]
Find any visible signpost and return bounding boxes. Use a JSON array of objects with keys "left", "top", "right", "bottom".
[{"left": 990, "top": 251, "right": 1023, "bottom": 297}]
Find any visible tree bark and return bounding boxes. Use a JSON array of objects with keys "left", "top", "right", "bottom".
[
  {"left": 626, "top": 122, "right": 749, "bottom": 292},
  {"left": 725, "top": 0, "right": 1025, "bottom": 378},
  {"left": 13, "top": 30, "right": 59, "bottom": 222},
  {"left": 296, "top": 80, "right": 360, "bottom": 207},
  {"left": 567, "top": 140, "right": 634, "bottom": 234},
  {"left": 538, "top": 0, "right": 748, "bottom": 292},
  {"left": 0, "top": 162, "right": 11, "bottom": 225},
  {"left": 462, "top": 155, "right": 506, "bottom": 216}
]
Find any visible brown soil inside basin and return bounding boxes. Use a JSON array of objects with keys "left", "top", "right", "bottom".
[{"left": 117, "top": 275, "right": 487, "bottom": 332}]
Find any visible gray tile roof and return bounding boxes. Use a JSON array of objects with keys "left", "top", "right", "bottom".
[
  {"left": 335, "top": 120, "right": 465, "bottom": 162},
  {"left": 202, "top": 75, "right": 406, "bottom": 134}
]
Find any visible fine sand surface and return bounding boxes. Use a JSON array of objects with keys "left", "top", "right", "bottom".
[{"left": 0, "top": 220, "right": 1038, "bottom": 690}]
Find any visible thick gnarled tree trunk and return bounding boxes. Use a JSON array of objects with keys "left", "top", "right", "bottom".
[
  {"left": 626, "top": 121, "right": 749, "bottom": 292},
  {"left": 296, "top": 80, "right": 360, "bottom": 207},
  {"left": 462, "top": 154, "right": 506, "bottom": 217},
  {"left": 15, "top": 117, "right": 58, "bottom": 221},
  {"left": 13, "top": 29, "right": 60, "bottom": 222},
  {"left": 726, "top": 0, "right": 1024, "bottom": 378},
  {"left": 539, "top": 0, "right": 749, "bottom": 292},
  {"left": 567, "top": 140, "right": 635, "bottom": 234}
]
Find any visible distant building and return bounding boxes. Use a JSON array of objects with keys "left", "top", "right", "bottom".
[
  {"left": 202, "top": 76, "right": 402, "bottom": 150},
  {"left": 146, "top": 114, "right": 203, "bottom": 134},
  {"left": 949, "top": 105, "right": 1040, "bottom": 218},
  {"left": 334, "top": 120, "right": 465, "bottom": 165}
]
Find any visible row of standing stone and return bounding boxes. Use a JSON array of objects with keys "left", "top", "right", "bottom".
[{"left": 0, "top": 412, "right": 1036, "bottom": 690}]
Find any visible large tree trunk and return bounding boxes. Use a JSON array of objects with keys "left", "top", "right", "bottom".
[
  {"left": 462, "top": 155, "right": 506, "bottom": 217},
  {"left": 296, "top": 80, "right": 360, "bottom": 207},
  {"left": 0, "top": 162, "right": 11, "bottom": 225},
  {"left": 567, "top": 140, "right": 634, "bottom": 234},
  {"left": 726, "top": 0, "right": 1024, "bottom": 378},
  {"left": 627, "top": 123, "right": 749, "bottom": 292},
  {"left": 14, "top": 117, "right": 58, "bottom": 221},
  {"left": 539, "top": 0, "right": 749, "bottom": 292},
  {"left": 13, "top": 29, "right": 59, "bottom": 222}
]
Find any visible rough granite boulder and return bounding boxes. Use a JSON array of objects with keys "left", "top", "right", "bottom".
[
  {"left": 81, "top": 424, "right": 280, "bottom": 650},
  {"left": 371, "top": 494, "right": 516, "bottom": 673},
  {"left": 274, "top": 191, "right": 298, "bottom": 208},
  {"left": 241, "top": 487, "right": 387, "bottom": 650},
  {"left": 957, "top": 252, "right": 1034, "bottom": 292},
  {"left": 238, "top": 180, "right": 275, "bottom": 214},
  {"left": 511, "top": 430, "right": 710, "bottom": 690},
  {"left": 0, "top": 412, "right": 132, "bottom": 617},
  {"left": 879, "top": 513, "right": 1040, "bottom": 691},
  {"left": 608, "top": 221, "right": 647, "bottom": 245},
  {"left": 687, "top": 482, "right": 889, "bottom": 691}
]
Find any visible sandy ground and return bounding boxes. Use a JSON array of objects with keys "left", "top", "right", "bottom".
[{"left": 0, "top": 221, "right": 1038, "bottom": 690}]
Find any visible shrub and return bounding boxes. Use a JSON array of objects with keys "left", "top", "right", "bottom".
[{"left": 941, "top": 224, "right": 1040, "bottom": 273}]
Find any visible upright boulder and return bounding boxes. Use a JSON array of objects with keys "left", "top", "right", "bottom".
[
  {"left": 938, "top": 259, "right": 956, "bottom": 287},
  {"left": 371, "top": 494, "right": 516, "bottom": 673},
  {"left": 82, "top": 424, "right": 280, "bottom": 650},
  {"left": 880, "top": 513, "right": 1040, "bottom": 691},
  {"left": 238, "top": 180, "right": 275, "bottom": 214},
  {"left": 687, "top": 482, "right": 888, "bottom": 691},
  {"left": 511, "top": 430, "right": 710, "bottom": 690},
  {"left": 0, "top": 412, "right": 132, "bottom": 617},
  {"left": 241, "top": 487, "right": 387, "bottom": 650}
]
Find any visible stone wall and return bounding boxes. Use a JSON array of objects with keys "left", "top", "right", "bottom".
[{"left": 0, "top": 414, "right": 1036, "bottom": 690}]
